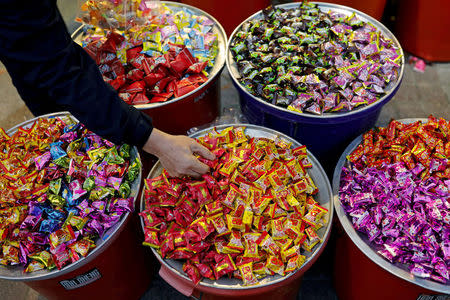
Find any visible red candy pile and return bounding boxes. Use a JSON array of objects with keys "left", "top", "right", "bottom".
[
  {"left": 83, "top": 32, "right": 209, "bottom": 105},
  {"left": 140, "top": 126, "right": 328, "bottom": 285}
]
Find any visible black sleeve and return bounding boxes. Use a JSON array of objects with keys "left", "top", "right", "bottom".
[{"left": 0, "top": 0, "right": 153, "bottom": 147}]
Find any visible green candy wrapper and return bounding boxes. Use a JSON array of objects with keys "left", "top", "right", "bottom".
[
  {"left": 87, "top": 147, "right": 107, "bottom": 163},
  {"left": 127, "top": 158, "right": 141, "bottom": 182},
  {"left": 48, "top": 193, "right": 66, "bottom": 207},
  {"left": 29, "top": 251, "right": 55, "bottom": 269},
  {"left": 83, "top": 176, "right": 96, "bottom": 191},
  {"left": 25, "top": 261, "right": 45, "bottom": 273},
  {"left": 118, "top": 182, "right": 131, "bottom": 198},
  {"left": 89, "top": 186, "right": 114, "bottom": 201},
  {"left": 105, "top": 147, "right": 125, "bottom": 164},
  {"left": 49, "top": 178, "right": 62, "bottom": 195},
  {"left": 119, "top": 144, "right": 131, "bottom": 159},
  {"left": 53, "top": 157, "right": 70, "bottom": 169},
  {"left": 67, "top": 139, "right": 82, "bottom": 155}
]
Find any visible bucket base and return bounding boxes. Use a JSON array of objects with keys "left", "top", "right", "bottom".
[
  {"left": 25, "top": 217, "right": 154, "bottom": 300},
  {"left": 192, "top": 278, "right": 302, "bottom": 300},
  {"left": 333, "top": 224, "right": 439, "bottom": 300},
  {"left": 140, "top": 75, "right": 221, "bottom": 135}
]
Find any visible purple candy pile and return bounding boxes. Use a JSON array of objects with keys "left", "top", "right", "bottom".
[{"left": 339, "top": 119, "right": 449, "bottom": 284}]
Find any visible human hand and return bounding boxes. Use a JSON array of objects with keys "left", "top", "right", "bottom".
[{"left": 143, "top": 128, "right": 216, "bottom": 178}]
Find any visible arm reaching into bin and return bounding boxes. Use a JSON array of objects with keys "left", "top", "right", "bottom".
[
  {"left": 0, "top": 0, "right": 214, "bottom": 177},
  {"left": 144, "top": 129, "right": 216, "bottom": 178}
]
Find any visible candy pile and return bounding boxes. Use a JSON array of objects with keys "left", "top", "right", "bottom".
[
  {"left": 80, "top": 2, "right": 219, "bottom": 105},
  {"left": 339, "top": 116, "right": 450, "bottom": 283},
  {"left": 0, "top": 116, "right": 139, "bottom": 272},
  {"left": 230, "top": 2, "right": 402, "bottom": 114},
  {"left": 77, "top": 0, "right": 133, "bottom": 30},
  {"left": 141, "top": 126, "right": 328, "bottom": 285}
]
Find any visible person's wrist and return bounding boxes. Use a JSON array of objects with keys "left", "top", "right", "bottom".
[{"left": 143, "top": 128, "right": 167, "bottom": 156}]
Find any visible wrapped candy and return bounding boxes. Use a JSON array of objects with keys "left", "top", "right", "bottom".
[
  {"left": 339, "top": 116, "right": 450, "bottom": 284},
  {"left": 77, "top": 0, "right": 133, "bottom": 30},
  {"left": 230, "top": 1, "right": 402, "bottom": 114},
  {"left": 140, "top": 126, "right": 327, "bottom": 285},
  {"left": 0, "top": 116, "right": 139, "bottom": 272},
  {"left": 79, "top": 2, "right": 219, "bottom": 105}
]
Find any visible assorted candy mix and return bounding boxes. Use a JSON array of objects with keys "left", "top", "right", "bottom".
[
  {"left": 77, "top": 0, "right": 137, "bottom": 30},
  {"left": 339, "top": 116, "right": 450, "bottom": 284},
  {"left": 230, "top": 2, "right": 402, "bottom": 114},
  {"left": 140, "top": 126, "right": 328, "bottom": 285},
  {"left": 0, "top": 116, "right": 140, "bottom": 272},
  {"left": 79, "top": 1, "right": 219, "bottom": 105}
]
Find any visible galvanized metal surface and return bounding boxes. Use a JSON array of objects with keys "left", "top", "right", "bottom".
[
  {"left": 141, "top": 123, "right": 334, "bottom": 290},
  {"left": 332, "top": 118, "right": 450, "bottom": 294},
  {"left": 226, "top": 2, "right": 405, "bottom": 120},
  {"left": 71, "top": 1, "right": 227, "bottom": 110},
  {"left": 0, "top": 112, "right": 142, "bottom": 281}
]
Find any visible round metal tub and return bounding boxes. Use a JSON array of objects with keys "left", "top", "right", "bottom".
[
  {"left": 226, "top": 2, "right": 405, "bottom": 176},
  {"left": 141, "top": 124, "right": 334, "bottom": 299},
  {"left": 72, "top": 1, "right": 227, "bottom": 135},
  {"left": 332, "top": 118, "right": 450, "bottom": 299},
  {"left": 0, "top": 112, "right": 150, "bottom": 300}
]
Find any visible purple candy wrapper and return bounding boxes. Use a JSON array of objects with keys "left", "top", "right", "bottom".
[
  {"left": 107, "top": 176, "right": 123, "bottom": 190},
  {"left": 91, "top": 200, "right": 107, "bottom": 213},
  {"left": 69, "top": 179, "right": 87, "bottom": 200},
  {"left": 110, "top": 198, "right": 134, "bottom": 213},
  {"left": 77, "top": 199, "right": 95, "bottom": 218},
  {"left": 34, "top": 152, "right": 52, "bottom": 170}
]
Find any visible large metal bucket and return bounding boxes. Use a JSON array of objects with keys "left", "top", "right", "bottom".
[
  {"left": 332, "top": 118, "right": 450, "bottom": 299},
  {"left": 226, "top": 2, "right": 405, "bottom": 176},
  {"left": 0, "top": 112, "right": 151, "bottom": 300},
  {"left": 141, "top": 124, "right": 334, "bottom": 299},
  {"left": 72, "top": 1, "right": 227, "bottom": 135}
]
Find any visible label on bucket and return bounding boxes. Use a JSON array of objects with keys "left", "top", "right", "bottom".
[
  {"left": 416, "top": 295, "right": 449, "bottom": 300},
  {"left": 59, "top": 268, "right": 102, "bottom": 290},
  {"left": 194, "top": 89, "right": 208, "bottom": 103}
]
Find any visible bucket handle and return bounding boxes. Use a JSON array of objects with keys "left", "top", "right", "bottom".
[{"left": 159, "top": 265, "right": 201, "bottom": 299}]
